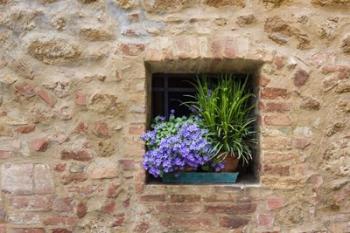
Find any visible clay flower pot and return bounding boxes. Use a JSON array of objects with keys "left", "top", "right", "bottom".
[{"left": 221, "top": 156, "right": 239, "bottom": 172}]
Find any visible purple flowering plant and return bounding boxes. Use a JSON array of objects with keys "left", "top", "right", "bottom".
[{"left": 141, "top": 111, "right": 224, "bottom": 178}]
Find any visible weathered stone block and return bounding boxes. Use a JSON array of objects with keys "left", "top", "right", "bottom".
[
  {"left": 53, "top": 197, "right": 73, "bottom": 212},
  {"left": 8, "top": 195, "right": 53, "bottom": 211},
  {"left": 34, "top": 164, "right": 55, "bottom": 194},
  {"left": 92, "top": 121, "right": 110, "bottom": 138},
  {"left": 267, "top": 196, "right": 285, "bottom": 210},
  {"left": 300, "top": 96, "right": 320, "bottom": 110},
  {"left": 312, "top": 0, "right": 350, "bottom": 6},
  {"left": 219, "top": 216, "right": 249, "bottom": 228},
  {"left": 1, "top": 163, "right": 33, "bottom": 194},
  {"left": 236, "top": 14, "right": 256, "bottom": 27},
  {"left": 294, "top": 69, "right": 309, "bottom": 87},
  {"left": 30, "top": 138, "right": 49, "bottom": 152},
  {"left": 7, "top": 212, "right": 41, "bottom": 225},
  {"left": 27, "top": 37, "right": 81, "bottom": 65},
  {"left": 205, "top": 0, "right": 245, "bottom": 7},
  {"left": 79, "top": 27, "right": 114, "bottom": 41},
  {"left": 257, "top": 213, "right": 274, "bottom": 227},
  {"left": 87, "top": 158, "right": 118, "bottom": 179},
  {"left": 142, "top": 0, "right": 195, "bottom": 12},
  {"left": 342, "top": 34, "right": 350, "bottom": 54}
]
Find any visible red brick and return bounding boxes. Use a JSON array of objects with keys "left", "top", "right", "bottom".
[
  {"left": 62, "top": 173, "right": 88, "bottom": 185},
  {"left": 128, "top": 123, "right": 145, "bottom": 135},
  {"left": 264, "top": 115, "right": 292, "bottom": 126},
  {"left": 107, "top": 183, "right": 121, "bottom": 198},
  {"left": 120, "top": 43, "right": 145, "bottom": 56},
  {"left": 261, "top": 137, "right": 292, "bottom": 150},
  {"left": 123, "top": 198, "right": 130, "bottom": 208},
  {"left": 293, "top": 137, "right": 311, "bottom": 150},
  {"left": 0, "top": 150, "right": 12, "bottom": 159},
  {"left": 36, "top": 88, "right": 57, "bottom": 107},
  {"left": 133, "top": 222, "right": 149, "bottom": 233},
  {"left": 267, "top": 196, "right": 285, "bottom": 210},
  {"left": 223, "top": 37, "right": 236, "bottom": 58},
  {"left": 261, "top": 88, "right": 288, "bottom": 99},
  {"left": 112, "top": 213, "right": 125, "bottom": 227},
  {"left": 74, "top": 122, "right": 88, "bottom": 134},
  {"left": 263, "top": 164, "right": 290, "bottom": 176},
  {"left": 293, "top": 69, "right": 309, "bottom": 87},
  {"left": 257, "top": 213, "right": 274, "bottom": 227},
  {"left": 61, "top": 150, "right": 92, "bottom": 161},
  {"left": 74, "top": 91, "right": 86, "bottom": 106},
  {"left": 52, "top": 229, "right": 72, "bottom": 233},
  {"left": 263, "top": 152, "right": 295, "bottom": 163},
  {"left": 30, "top": 138, "right": 49, "bottom": 152},
  {"left": 262, "top": 102, "right": 290, "bottom": 112},
  {"left": 204, "top": 202, "right": 257, "bottom": 215},
  {"left": 174, "top": 37, "right": 198, "bottom": 59},
  {"left": 102, "top": 200, "right": 116, "bottom": 214},
  {"left": 15, "top": 83, "right": 36, "bottom": 97},
  {"left": 15, "top": 124, "right": 36, "bottom": 134},
  {"left": 119, "top": 159, "right": 135, "bottom": 171},
  {"left": 140, "top": 194, "right": 166, "bottom": 202},
  {"left": 53, "top": 197, "right": 73, "bottom": 212},
  {"left": 210, "top": 39, "right": 223, "bottom": 58},
  {"left": 273, "top": 55, "right": 285, "bottom": 69},
  {"left": 160, "top": 216, "right": 212, "bottom": 230},
  {"left": 8, "top": 229, "right": 45, "bottom": 233},
  {"left": 0, "top": 224, "right": 5, "bottom": 233},
  {"left": 54, "top": 163, "right": 66, "bottom": 172},
  {"left": 321, "top": 65, "right": 338, "bottom": 74},
  {"left": 219, "top": 216, "right": 249, "bottom": 228},
  {"left": 170, "top": 194, "right": 201, "bottom": 203},
  {"left": 76, "top": 202, "right": 87, "bottom": 218},
  {"left": 203, "top": 194, "right": 236, "bottom": 202},
  {"left": 157, "top": 204, "right": 201, "bottom": 214},
  {"left": 43, "top": 216, "right": 78, "bottom": 226},
  {"left": 8, "top": 195, "right": 53, "bottom": 211},
  {"left": 92, "top": 121, "right": 110, "bottom": 138}
]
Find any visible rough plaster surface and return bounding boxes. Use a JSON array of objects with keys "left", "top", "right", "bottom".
[{"left": 0, "top": 0, "right": 349, "bottom": 232}]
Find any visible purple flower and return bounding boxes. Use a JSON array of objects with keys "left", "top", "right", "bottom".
[{"left": 141, "top": 115, "right": 216, "bottom": 178}]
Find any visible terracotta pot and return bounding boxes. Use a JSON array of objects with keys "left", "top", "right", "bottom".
[
  {"left": 183, "top": 166, "right": 195, "bottom": 172},
  {"left": 221, "top": 156, "right": 239, "bottom": 172}
]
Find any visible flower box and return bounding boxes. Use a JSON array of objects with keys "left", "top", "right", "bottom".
[{"left": 162, "top": 172, "right": 239, "bottom": 184}]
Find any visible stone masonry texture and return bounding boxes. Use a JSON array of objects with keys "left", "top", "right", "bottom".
[{"left": 0, "top": 0, "right": 350, "bottom": 232}]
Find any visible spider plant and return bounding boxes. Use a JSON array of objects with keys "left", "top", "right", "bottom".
[{"left": 185, "top": 74, "right": 257, "bottom": 165}]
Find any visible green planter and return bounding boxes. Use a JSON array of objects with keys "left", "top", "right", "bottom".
[{"left": 162, "top": 172, "right": 239, "bottom": 184}]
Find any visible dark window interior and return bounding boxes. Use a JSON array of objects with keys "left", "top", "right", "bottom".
[{"left": 147, "top": 73, "right": 259, "bottom": 184}]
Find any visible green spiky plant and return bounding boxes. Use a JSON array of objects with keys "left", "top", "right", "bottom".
[{"left": 186, "top": 73, "right": 257, "bottom": 165}]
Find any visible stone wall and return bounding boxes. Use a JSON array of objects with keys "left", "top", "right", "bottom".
[{"left": 0, "top": 0, "right": 349, "bottom": 232}]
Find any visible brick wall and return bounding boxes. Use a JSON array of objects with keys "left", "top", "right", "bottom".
[{"left": 0, "top": 0, "right": 349, "bottom": 232}]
